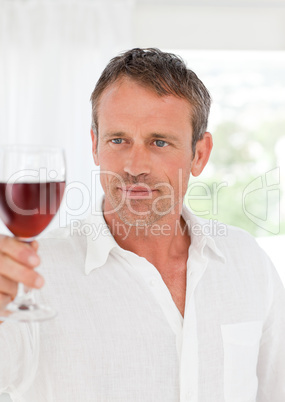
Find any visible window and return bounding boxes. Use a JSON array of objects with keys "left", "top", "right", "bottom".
[{"left": 169, "top": 50, "right": 285, "bottom": 238}]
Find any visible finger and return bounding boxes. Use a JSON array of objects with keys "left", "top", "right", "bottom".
[
  {"left": 30, "top": 240, "right": 39, "bottom": 252},
  {"left": 0, "top": 254, "right": 44, "bottom": 289},
  {"left": 0, "top": 236, "right": 40, "bottom": 268},
  {"left": 0, "top": 275, "right": 18, "bottom": 299}
]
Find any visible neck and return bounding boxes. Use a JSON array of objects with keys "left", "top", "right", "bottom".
[{"left": 104, "top": 208, "right": 191, "bottom": 269}]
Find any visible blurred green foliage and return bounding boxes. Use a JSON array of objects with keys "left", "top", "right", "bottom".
[{"left": 186, "top": 119, "right": 285, "bottom": 237}]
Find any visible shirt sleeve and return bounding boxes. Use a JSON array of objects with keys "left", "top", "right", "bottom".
[
  {"left": 256, "top": 255, "right": 285, "bottom": 402},
  {"left": 0, "top": 321, "right": 39, "bottom": 395}
]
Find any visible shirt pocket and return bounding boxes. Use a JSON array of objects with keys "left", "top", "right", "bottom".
[{"left": 221, "top": 320, "right": 263, "bottom": 402}]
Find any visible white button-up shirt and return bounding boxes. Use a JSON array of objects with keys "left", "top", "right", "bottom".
[{"left": 0, "top": 204, "right": 284, "bottom": 402}]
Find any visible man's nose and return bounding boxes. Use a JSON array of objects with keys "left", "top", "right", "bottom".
[{"left": 123, "top": 145, "right": 151, "bottom": 177}]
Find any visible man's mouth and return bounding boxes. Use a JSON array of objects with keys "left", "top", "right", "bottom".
[{"left": 118, "top": 185, "right": 157, "bottom": 199}]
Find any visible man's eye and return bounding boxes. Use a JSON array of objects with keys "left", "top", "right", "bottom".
[
  {"left": 111, "top": 138, "right": 124, "bottom": 144},
  {"left": 154, "top": 140, "right": 168, "bottom": 148}
]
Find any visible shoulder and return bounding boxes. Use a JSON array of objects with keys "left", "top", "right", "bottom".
[
  {"left": 213, "top": 220, "right": 261, "bottom": 256},
  {"left": 195, "top": 217, "right": 284, "bottom": 302},
  {"left": 190, "top": 212, "right": 274, "bottom": 273}
]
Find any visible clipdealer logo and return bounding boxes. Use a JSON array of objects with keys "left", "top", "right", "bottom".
[{"left": 242, "top": 167, "right": 280, "bottom": 235}]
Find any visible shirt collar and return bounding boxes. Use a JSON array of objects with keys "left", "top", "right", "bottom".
[
  {"left": 182, "top": 203, "right": 226, "bottom": 263},
  {"left": 85, "top": 199, "right": 226, "bottom": 275},
  {"left": 85, "top": 202, "right": 118, "bottom": 275}
]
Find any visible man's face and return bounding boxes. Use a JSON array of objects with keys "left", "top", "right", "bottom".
[{"left": 92, "top": 77, "right": 211, "bottom": 226}]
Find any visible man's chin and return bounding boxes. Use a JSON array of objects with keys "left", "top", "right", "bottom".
[
  {"left": 115, "top": 208, "right": 171, "bottom": 227},
  {"left": 105, "top": 193, "right": 177, "bottom": 226}
]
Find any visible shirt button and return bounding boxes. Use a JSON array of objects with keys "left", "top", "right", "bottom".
[
  {"left": 149, "top": 279, "right": 156, "bottom": 286},
  {"left": 185, "top": 391, "right": 192, "bottom": 400}
]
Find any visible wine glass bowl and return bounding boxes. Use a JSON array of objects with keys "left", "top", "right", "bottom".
[
  {"left": 0, "top": 181, "right": 65, "bottom": 238},
  {"left": 0, "top": 145, "right": 66, "bottom": 322}
]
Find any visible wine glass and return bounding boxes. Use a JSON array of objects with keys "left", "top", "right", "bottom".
[{"left": 0, "top": 145, "right": 66, "bottom": 322}]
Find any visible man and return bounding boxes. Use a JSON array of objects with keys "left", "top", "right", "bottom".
[{"left": 0, "top": 48, "right": 284, "bottom": 401}]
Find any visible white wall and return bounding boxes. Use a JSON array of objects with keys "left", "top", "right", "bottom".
[{"left": 134, "top": 1, "right": 285, "bottom": 50}]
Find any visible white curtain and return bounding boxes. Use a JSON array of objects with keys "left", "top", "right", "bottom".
[{"left": 0, "top": 0, "right": 135, "bottom": 231}]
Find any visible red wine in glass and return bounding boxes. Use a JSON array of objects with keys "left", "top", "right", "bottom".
[
  {"left": 0, "top": 145, "right": 66, "bottom": 322},
  {"left": 0, "top": 182, "right": 65, "bottom": 238}
]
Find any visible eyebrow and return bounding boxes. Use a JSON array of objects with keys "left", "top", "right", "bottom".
[
  {"left": 151, "top": 133, "right": 178, "bottom": 142},
  {"left": 102, "top": 132, "right": 125, "bottom": 140}
]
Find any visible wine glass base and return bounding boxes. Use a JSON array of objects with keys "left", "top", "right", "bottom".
[{"left": 0, "top": 301, "right": 57, "bottom": 322}]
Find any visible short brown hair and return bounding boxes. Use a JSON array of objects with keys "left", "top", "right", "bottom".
[{"left": 90, "top": 48, "right": 211, "bottom": 154}]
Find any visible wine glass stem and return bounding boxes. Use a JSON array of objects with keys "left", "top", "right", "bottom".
[
  {"left": 16, "top": 237, "right": 36, "bottom": 309},
  {"left": 16, "top": 284, "right": 34, "bottom": 309}
]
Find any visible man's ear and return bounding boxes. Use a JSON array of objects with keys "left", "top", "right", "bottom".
[
  {"left": 191, "top": 132, "right": 213, "bottom": 177},
  {"left": 90, "top": 128, "right": 99, "bottom": 166}
]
